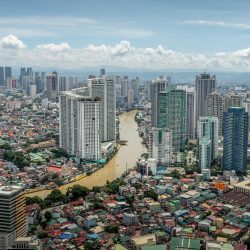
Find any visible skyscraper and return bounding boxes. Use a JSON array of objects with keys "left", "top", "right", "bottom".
[
  {"left": 130, "top": 77, "right": 140, "bottom": 102},
  {"left": 100, "top": 68, "right": 105, "bottom": 77},
  {"left": 224, "top": 93, "right": 243, "bottom": 111},
  {"left": 4, "top": 67, "right": 12, "bottom": 82},
  {"left": 121, "top": 76, "right": 129, "bottom": 98},
  {"left": 59, "top": 76, "right": 68, "bottom": 91},
  {"left": 207, "top": 92, "right": 225, "bottom": 137},
  {"left": 223, "top": 107, "right": 248, "bottom": 175},
  {"left": 0, "top": 185, "right": 27, "bottom": 250},
  {"left": 157, "top": 87, "right": 186, "bottom": 152},
  {"left": 90, "top": 76, "right": 116, "bottom": 142},
  {"left": 46, "top": 73, "right": 58, "bottom": 99},
  {"left": 0, "top": 67, "right": 5, "bottom": 85},
  {"left": 195, "top": 73, "right": 216, "bottom": 133},
  {"left": 59, "top": 90, "right": 101, "bottom": 160},
  {"left": 150, "top": 77, "right": 170, "bottom": 127},
  {"left": 186, "top": 89, "right": 195, "bottom": 140},
  {"left": 149, "top": 128, "right": 172, "bottom": 166},
  {"left": 197, "top": 117, "right": 219, "bottom": 170}
]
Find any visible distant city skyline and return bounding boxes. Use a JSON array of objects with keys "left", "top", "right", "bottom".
[{"left": 1, "top": 0, "right": 250, "bottom": 70}]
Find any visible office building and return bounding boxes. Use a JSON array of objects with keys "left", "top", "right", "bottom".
[
  {"left": 6, "top": 77, "right": 17, "bottom": 90},
  {"left": 197, "top": 117, "right": 219, "bottom": 170},
  {"left": 4, "top": 67, "right": 12, "bottom": 82},
  {"left": 46, "top": 73, "right": 58, "bottom": 99},
  {"left": 59, "top": 89, "right": 101, "bottom": 160},
  {"left": 100, "top": 68, "right": 105, "bottom": 77},
  {"left": 207, "top": 92, "right": 225, "bottom": 137},
  {"left": 0, "top": 185, "right": 27, "bottom": 250},
  {"left": 151, "top": 76, "right": 170, "bottom": 127},
  {"left": 223, "top": 107, "right": 248, "bottom": 175},
  {"left": 59, "top": 76, "right": 68, "bottom": 91},
  {"left": 0, "top": 67, "right": 4, "bottom": 85},
  {"left": 130, "top": 77, "right": 140, "bottom": 101},
  {"left": 224, "top": 93, "right": 243, "bottom": 111},
  {"left": 157, "top": 87, "right": 186, "bottom": 152},
  {"left": 127, "top": 89, "right": 134, "bottom": 106},
  {"left": 186, "top": 88, "right": 195, "bottom": 140},
  {"left": 195, "top": 73, "right": 216, "bottom": 132},
  {"left": 149, "top": 128, "right": 172, "bottom": 166},
  {"left": 90, "top": 76, "right": 116, "bottom": 142},
  {"left": 120, "top": 76, "right": 129, "bottom": 98}
]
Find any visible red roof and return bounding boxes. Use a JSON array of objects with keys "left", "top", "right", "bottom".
[{"left": 47, "top": 165, "right": 62, "bottom": 173}]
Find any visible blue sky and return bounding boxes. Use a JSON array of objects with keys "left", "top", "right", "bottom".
[{"left": 0, "top": 0, "right": 250, "bottom": 70}]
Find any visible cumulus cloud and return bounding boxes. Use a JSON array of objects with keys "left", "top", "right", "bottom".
[
  {"left": 1, "top": 35, "right": 250, "bottom": 71},
  {"left": 36, "top": 42, "right": 71, "bottom": 52},
  {"left": 0, "top": 34, "right": 27, "bottom": 49}
]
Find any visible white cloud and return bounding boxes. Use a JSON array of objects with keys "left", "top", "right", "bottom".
[
  {"left": 181, "top": 20, "right": 250, "bottom": 30},
  {"left": 36, "top": 42, "right": 71, "bottom": 52},
  {"left": 0, "top": 34, "right": 27, "bottom": 49},
  {"left": 1, "top": 35, "right": 250, "bottom": 71},
  {"left": 0, "top": 16, "right": 96, "bottom": 26}
]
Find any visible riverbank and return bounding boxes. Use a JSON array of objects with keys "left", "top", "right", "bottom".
[{"left": 25, "top": 110, "right": 146, "bottom": 199}]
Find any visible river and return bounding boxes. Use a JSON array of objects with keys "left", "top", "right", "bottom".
[{"left": 26, "top": 110, "right": 146, "bottom": 199}]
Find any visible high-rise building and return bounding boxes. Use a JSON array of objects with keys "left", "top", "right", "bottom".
[
  {"left": 157, "top": 87, "right": 186, "bottom": 152},
  {"left": 0, "top": 67, "right": 5, "bottom": 85},
  {"left": 130, "top": 77, "right": 140, "bottom": 101},
  {"left": 46, "top": 73, "right": 58, "bottom": 99},
  {"left": 0, "top": 185, "right": 27, "bottom": 250},
  {"left": 59, "top": 76, "right": 68, "bottom": 91},
  {"left": 195, "top": 73, "right": 216, "bottom": 133},
  {"left": 127, "top": 89, "right": 134, "bottom": 106},
  {"left": 197, "top": 117, "right": 219, "bottom": 170},
  {"left": 224, "top": 93, "right": 243, "bottom": 111},
  {"left": 186, "top": 89, "right": 195, "bottom": 140},
  {"left": 207, "top": 92, "right": 225, "bottom": 137},
  {"left": 223, "top": 107, "right": 248, "bottom": 175},
  {"left": 100, "top": 68, "right": 105, "bottom": 77},
  {"left": 151, "top": 77, "right": 170, "bottom": 127},
  {"left": 121, "top": 76, "right": 129, "bottom": 98},
  {"left": 149, "top": 128, "right": 172, "bottom": 166},
  {"left": 59, "top": 90, "right": 101, "bottom": 160},
  {"left": 4, "top": 67, "right": 12, "bottom": 83},
  {"left": 6, "top": 77, "right": 17, "bottom": 90},
  {"left": 90, "top": 76, "right": 116, "bottom": 142}
]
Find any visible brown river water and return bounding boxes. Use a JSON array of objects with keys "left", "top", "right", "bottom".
[{"left": 26, "top": 110, "right": 146, "bottom": 199}]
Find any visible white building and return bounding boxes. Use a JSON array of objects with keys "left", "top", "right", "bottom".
[
  {"left": 59, "top": 89, "right": 102, "bottom": 160},
  {"left": 198, "top": 117, "right": 219, "bottom": 170},
  {"left": 89, "top": 76, "right": 116, "bottom": 142},
  {"left": 149, "top": 128, "right": 172, "bottom": 166}
]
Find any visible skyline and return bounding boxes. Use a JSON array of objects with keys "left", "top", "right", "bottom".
[{"left": 1, "top": 0, "right": 250, "bottom": 70}]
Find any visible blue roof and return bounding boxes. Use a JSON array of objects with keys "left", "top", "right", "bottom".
[
  {"left": 87, "top": 233, "right": 99, "bottom": 240},
  {"left": 60, "top": 233, "right": 74, "bottom": 239}
]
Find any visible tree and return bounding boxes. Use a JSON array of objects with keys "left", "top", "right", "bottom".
[
  {"left": 105, "top": 178, "right": 125, "bottom": 194},
  {"left": 37, "top": 231, "right": 48, "bottom": 239},
  {"left": 26, "top": 196, "right": 45, "bottom": 209},
  {"left": 84, "top": 240, "right": 99, "bottom": 250},
  {"left": 44, "top": 211, "right": 52, "bottom": 221},
  {"left": 67, "top": 185, "right": 89, "bottom": 200},
  {"left": 91, "top": 186, "right": 101, "bottom": 193},
  {"left": 44, "top": 189, "right": 68, "bottom": 206},
  {"left": 144, "top": 190, "right": 158, "bottom": 201},
  {"left": 169, "top": 170, "right": 181, "bottom": 180},
  {"left": 105, "top": 224, "right": 119, "bottom": 233}
]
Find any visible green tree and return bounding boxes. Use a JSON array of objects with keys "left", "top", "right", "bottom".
[
  {"left": 37, "top": 231, "right": 48, "bottom": 239},
  {"left": 84, "top": 240, "right": 99, "bottom": 250},
  {"left": 67, "top": 185, "right": 89, "bottom": 200},
  {"left": 105, "top": 224, "right": 119, "bottom": 233},
  {"left": 144, "top": 190, "right": 158, "bottom": 201},
  {"left": 44, "top": 211, "right": 52, "bottom": 221},
  {"left": 26, "top": 196, "right": 45, "bottom": 209},
  {"left": 44, "top": 189, "right": 68, "bottom": 206}
]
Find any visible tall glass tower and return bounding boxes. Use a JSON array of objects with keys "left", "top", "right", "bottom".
[{"left": 223, "top": 107, "right": 248, "bottom": 175}]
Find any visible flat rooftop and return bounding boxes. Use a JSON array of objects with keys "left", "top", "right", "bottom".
[
  {"left": 0, "top": 185, "right": 24, "bottom": 195},
  {"left": 234, "top": 178, "right": 250, "bottom": 190},
  {"left": 218, "top": 191, "right": 250, "bottom": 206}
]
